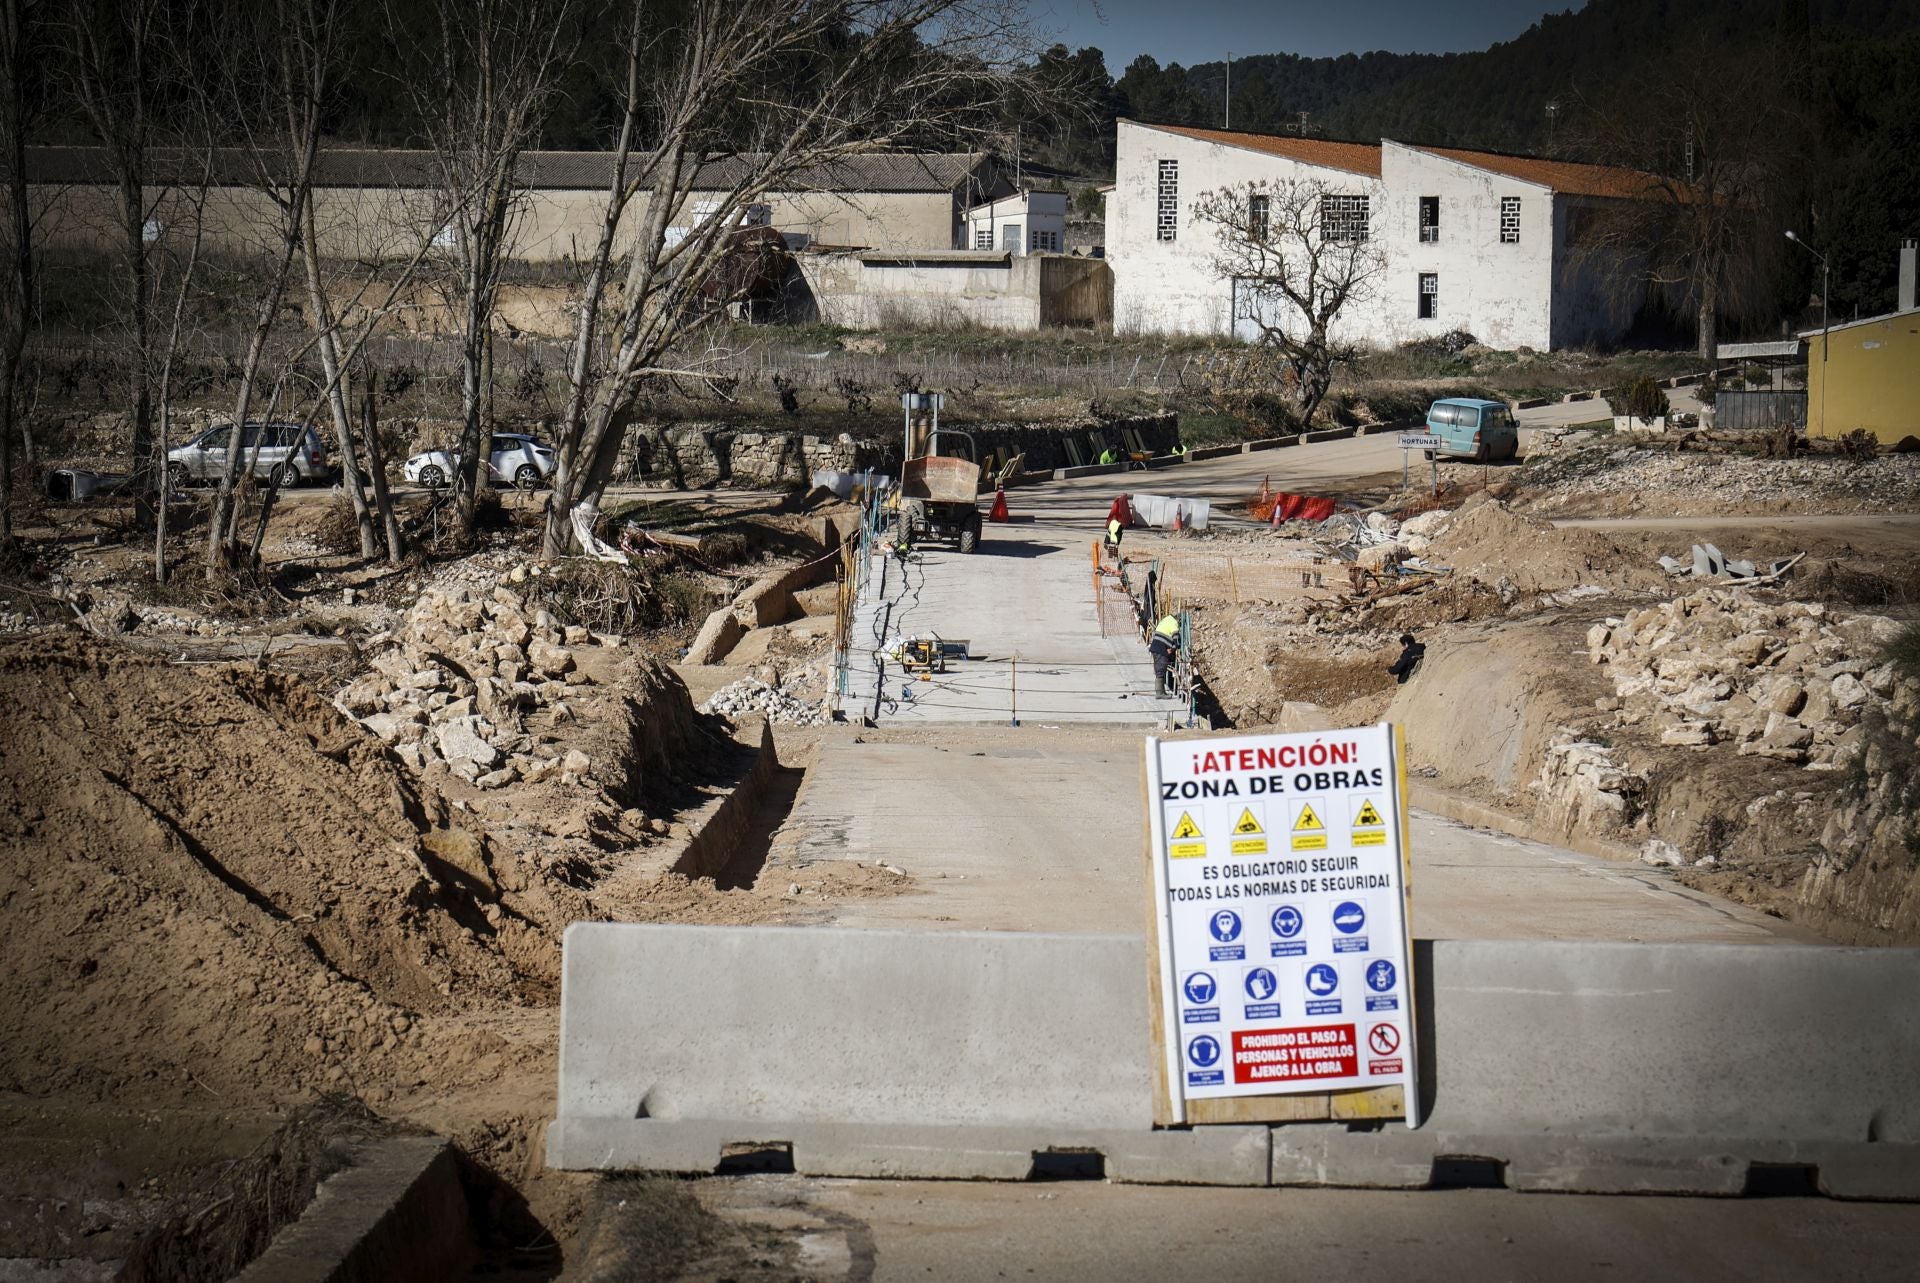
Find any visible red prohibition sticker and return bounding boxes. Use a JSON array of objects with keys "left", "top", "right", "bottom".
[
  {"left": 1367, "top": 1023, "right": 1401, "bottom": 1056},
  {"left": 1232, "top": 1024, "right": 1357, "bottom": 1083}
]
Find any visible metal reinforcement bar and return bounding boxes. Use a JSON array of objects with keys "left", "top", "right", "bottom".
[{"left": 549, "top": 926, "right": 1920, "bottom": 1195}]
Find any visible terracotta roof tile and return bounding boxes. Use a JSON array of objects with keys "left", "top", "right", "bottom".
[
  {"left": 1411, "top": 147, "right": 1671, "bottom": 202},
  {"left": 1129, "top": 122, "right": 1381, "bottom": 177}
]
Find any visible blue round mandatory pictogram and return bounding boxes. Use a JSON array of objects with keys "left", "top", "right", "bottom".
[
  {"left": 1183, "top": 972, "right": 1217, "bottom": 1004},
  {"left": 1188, "top": 1034, "right": 1221, "bottom": 1067},
  {"left": 1305, "top": 963, "right": 1339, "bottom": 996},
  {"left": 1331, "top": 900, "right": 1367, "bottom": 935},
  {"left": 1244, "top": 967, "right": 1277, "bottom": 1000},
  {"left": 1209, "top": 910, "right": 1243, "bottom": 942},
  {"left": 1271, "top": 905, "right": 1304, "bottom": 938},
  {"left": 1367, "top": 959, "right": 1398, "bottom": 992}
]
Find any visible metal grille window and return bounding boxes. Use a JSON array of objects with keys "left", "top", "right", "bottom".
[
  {"left": 1500, "top": 196, "right": 1521, "bottom": 244},
  {"left": 1030, "top": 229, "right": 1059, "bottom": 252},
  {"left": 1249, "top": 192, "right": 1270, "bottom": 240},
  {"left": 1418, "top": 272, "right": 1438, "bottom": 319},
  {"left": 1419, "top": 196, "right": 1439, "bottom": 243},
  {"left": 1156, "top": 160, "right": 1179, "bottom": 242},
  {"left": 1321, "top": 193, "right": 1370, "bottom": 244},
  {"left": 974, "top": 227, "right": 993, "bottom": 249}
]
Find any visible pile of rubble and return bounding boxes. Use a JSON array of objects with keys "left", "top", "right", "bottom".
[
  {"left": 334, "top": 585, "right": 608, "bottom": 788},
  {"left": 1586, "top": 587, "right": 1907, "bottom": 767},
  {"left": 700, "top": 677, "right": 828, "bottom": 726},
  {"left": 1522, "top": 444, "right": 1920, "bottom": 514}
]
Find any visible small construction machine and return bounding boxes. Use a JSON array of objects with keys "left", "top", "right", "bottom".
[{"left": 896, "top": 391, "right": 984, "bottom": 554}]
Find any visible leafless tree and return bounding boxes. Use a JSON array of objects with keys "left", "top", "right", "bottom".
[
  {"left": 200, "top": 0, "right": 329, "bottom": 570},
  {"left": 0, "top": 0, "right": 42, "bottom": 550},
  {"left": 149, "top": 149, "right": 215, "bottom": 582},
  {"left": 60, "top": 0, "right": 180, "bottom": 527},
  {"left": 540, "top": 0, "right": 1034, "bottom": 558},
  {"left": 1570, "top": 55, "right": 1795, "bottom": 359},
  {"left": 407, "top": 0, "right": 579, "bottom": 544},
  {"left": 1192, "top": 177, "right": 1386, "bottom": 425}
]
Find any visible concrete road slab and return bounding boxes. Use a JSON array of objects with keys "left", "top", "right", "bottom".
[{"left": 781, "top": 731, "right": 1815, "bottom": 944}]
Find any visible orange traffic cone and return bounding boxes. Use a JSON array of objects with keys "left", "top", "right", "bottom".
[
  {"left": 1172, "top": 505, "right": 1186, "bottom": 533},
  {"left": 988, "top": 486, "right": 1010, "bottom": 522},
  {"left": 1259, "top": 475, "right": 1272, "bottom": 504}
]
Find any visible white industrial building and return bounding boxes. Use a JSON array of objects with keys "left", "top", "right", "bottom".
[
  {"left": 1108, "top": 120, "right": 1656, "bottom": 350},
  {"left": 963, "top": 189, "right": 1069, "bottom": 254}
]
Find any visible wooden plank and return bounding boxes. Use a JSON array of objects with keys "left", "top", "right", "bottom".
[{"left": 1143, "top": 745, "right": 1175, "bottom": 1127}]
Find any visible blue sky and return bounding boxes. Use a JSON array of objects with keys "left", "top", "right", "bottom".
[{"left": 1032, "top": 1, "right": 1583, "bottom": 72}]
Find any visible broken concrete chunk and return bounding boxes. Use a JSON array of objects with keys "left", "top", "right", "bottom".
[
  {"left": 559, "top": 749, "right": 592, "bottom": 777},
  {"left": 435, "top": 716, "right": 501, "bottom": 769},
  {"left": 527, "top": 640, "right": 575, "bottom": 677},
  {"left": 1660, "top": 722, "right": 1713, "bottom": 747},
  {"left": 474, "top": 767, "right": 517, "bottom": 790},
  {"left": 1766, "top": 681, "right": 1808, "bottom": 717}
]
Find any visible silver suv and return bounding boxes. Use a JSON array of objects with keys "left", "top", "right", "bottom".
[{"left": 166, "top": 422, "right": 336, "bottom": 489}]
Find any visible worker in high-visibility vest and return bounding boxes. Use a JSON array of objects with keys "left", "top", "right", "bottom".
[{"left": 1149, "top": 614, "right": 1181, "bottom": 698}]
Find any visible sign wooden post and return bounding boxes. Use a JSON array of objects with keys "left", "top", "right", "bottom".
[{"left": 1143, "top": 724, "right": 1421, "bottom": 1127}]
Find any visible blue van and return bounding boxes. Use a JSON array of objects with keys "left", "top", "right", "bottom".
[{"left": 1424, "top": 398, "right": 1519, "bottom": 461}]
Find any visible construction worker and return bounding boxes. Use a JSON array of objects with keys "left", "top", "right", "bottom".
[
  {"left": 1149, "top": 614, "right": 1181, "bottom": 698},
  {"left": 1387, "top": 633, "right": 1426, "bottom": 684}
]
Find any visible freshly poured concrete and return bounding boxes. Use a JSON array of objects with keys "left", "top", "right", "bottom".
[{"left": 782, "top": 730, "right": 1818, "bottom": 944}]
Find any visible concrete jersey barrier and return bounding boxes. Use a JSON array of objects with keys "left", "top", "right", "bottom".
[{"left": 549, "top": 924, "right": 1920, "bottom": 1193}]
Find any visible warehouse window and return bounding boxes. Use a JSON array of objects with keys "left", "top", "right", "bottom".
[
  {"left": 1418, "top": 273, "right": 1438, "bottom": 319},
  {"left": 1157, "top": 160, "right": 1179, "bottom": 242},
  {"left": 1500, "top": 196, "right": 1521, "bottom": 244},
  {"left": 1419, "top": 196, "right": 1439, "bottom": 242},
  {"left": 1321, "top": 193, "right": 1370, "bottom": 244}
]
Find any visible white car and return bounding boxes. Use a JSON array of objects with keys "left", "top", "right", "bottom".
[{"left": 404, "top": 433, "right": 556, "bottom": 490}]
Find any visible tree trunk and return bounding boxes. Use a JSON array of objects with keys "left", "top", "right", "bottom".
[
  {"left": 360, "top": 371, "right": 404, "bottom": 562},
  {"left": 452, "top": 265, "right": 492, "bottom": 544},
  {"left": 1696, "top": 280, "right": 1718, "bottom": 362},
  {"left": 298, "top": 202, "right": 376, "bottom": 557},
  {"left": 119, "top": 175, "right": 155, "bottom": 532}
]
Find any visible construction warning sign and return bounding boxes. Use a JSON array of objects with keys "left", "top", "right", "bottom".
[
  {"left": 1230, "top": 807, "right": 1267, "bottom": 856},
  {"left": 1144, "top": 724, "right": 1418, "bottom": 1124},
  {"left": 1351, "top": 798, "right": 1387, "bottom": 847},
  {"left": 1168, "top": 810, "right": 1207, "bottom": 859},
  {"left": 1290, "top": 801, "right": 1328, "bottom": 852}
]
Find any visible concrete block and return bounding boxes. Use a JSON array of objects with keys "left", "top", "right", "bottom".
[
  {"left": 556, "top": 926, "right": 1154, "bottom": 1131},
  {"left": 1242, "top": 435, "right": 1301, "bottom": 452},
  {"left": 1512, "top": 396, "right": 1552, "bottom": 410},
  {"left": 552, "top": 927, "right": 1920, "bottom": 1193},
  {"left": 548, "top": 1119, "right": 1272, "bottom": 1185},
  {"left": 233, "top": 1138, "right": 473, "bottom": 1283},
  {"left": 1301, "top": 426, "right": 1357, "bottom": 444},
  {"left": 1185, "top": 444, "right": 1243, "bottom": 462},
  {"left": 683, "top": 607, "right": 745, "bottom": 665}
]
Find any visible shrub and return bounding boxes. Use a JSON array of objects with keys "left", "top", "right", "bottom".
[{"left": 1607, "top": 375, "right": 1670, "bottom": 420}]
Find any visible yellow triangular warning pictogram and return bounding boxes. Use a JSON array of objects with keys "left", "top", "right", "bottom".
[
  {"left": 1293, "top": 803, "right": 1324, "bottom": 832},
  {"left": 1354, "top": 799, "right": 1385, "bottom": 827},
  {"left": 1171, "top": 812, "right": 1203, "bottom": 840},
  {"left": 1234, "top": 808, "right": 1264, "bottom": 835}
]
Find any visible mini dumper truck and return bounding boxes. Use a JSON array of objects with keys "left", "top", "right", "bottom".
[{"left": 896, "top": 391, "right": 984, "bottom": 554}]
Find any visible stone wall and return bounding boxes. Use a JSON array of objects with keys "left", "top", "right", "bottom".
[{"left": 618, "top": 413, "right": 1179, "bottom": 488}]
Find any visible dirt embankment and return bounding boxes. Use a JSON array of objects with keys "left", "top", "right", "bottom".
[{"left": 0, "top": 636, "right": 568, "bottom": 1105}]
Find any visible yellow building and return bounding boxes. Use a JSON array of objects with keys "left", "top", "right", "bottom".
[{"left": 1802, "top": 307, "right": 1920, "bottom": 447}]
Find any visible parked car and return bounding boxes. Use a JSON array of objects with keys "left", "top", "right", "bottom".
[
  {"left": 403, "top": 433, "right": 556, "bottom": 490},
  {"left": 1422, "top": 397, "right": 1519, "bottom": 462},
  {"left": 166, "top": 422, "right": 335, "bottom": 488}
]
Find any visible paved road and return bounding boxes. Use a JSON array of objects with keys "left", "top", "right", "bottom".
[
  {"left": 679, "top": 1174, "right": 1920, "bottom": 1283},
  {"left": 779, "top": 728, "right": 1816, "bottom": 944}
]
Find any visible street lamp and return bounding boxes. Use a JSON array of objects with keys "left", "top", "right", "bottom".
[{"left": 1785, "top": 230, "right": 1830, "bottom": 433}]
